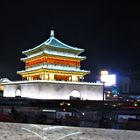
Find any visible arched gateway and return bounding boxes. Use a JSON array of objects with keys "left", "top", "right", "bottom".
[{"left": 69, "top": 90, "right": 81, "bottom": 100}]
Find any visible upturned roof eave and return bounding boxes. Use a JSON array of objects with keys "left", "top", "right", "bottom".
[
  {"left": 20, "top": 52, "right": 86, "bottom": 62},
  {"left": 17, "top": 67, "right": 90, "bottom": 75},
  {"left": 22, "top": 36, "right": 84, "bottom": 56},
  {"left": 22, "top": 43, "right": 45, "bottom": 56},
  {"left": 45, "top": 36, "right": 84, "bottom": 51}
]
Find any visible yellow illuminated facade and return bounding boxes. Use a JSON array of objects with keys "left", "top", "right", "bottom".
[
  {"left": 0, "top": 85, "right": 4, "bottom": 91},
  {"left": 17, "top": 30, "right": 90, "bottom": 82}
]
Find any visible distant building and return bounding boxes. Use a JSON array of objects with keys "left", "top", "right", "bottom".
[
  {"left": 120, "top": 77, "right": 131, "bottom": 94},
  {"left": 119, "top": 69, "right": 140, "bottom": 95}
]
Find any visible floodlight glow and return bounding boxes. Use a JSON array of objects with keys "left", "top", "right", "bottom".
[
  {"left": 101, "top": 71, "right": 108, "bottom": 75},
  {"left": 101, "top": 74, "right": 116, "bottom": 86},
  {"left": 107, "top": 94, "right": 110, "bottom": 97},
  {"left": 82, "top": 112, "right": 85, "bottom": 116},
  {"left": 100, "top": 74, "right": 108, "bottom": 82}
]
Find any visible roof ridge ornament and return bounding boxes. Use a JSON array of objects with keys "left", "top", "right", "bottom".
[{"left": 50, "top": 30, "right": 54, "bottom": 37}]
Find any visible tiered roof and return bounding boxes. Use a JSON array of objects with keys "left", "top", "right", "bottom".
[
  {"left": 17, "top": 30, "right": 90, "bottom": 76},
  {"left": 23, "top": 30, "right": 84, "bottom": 57}
]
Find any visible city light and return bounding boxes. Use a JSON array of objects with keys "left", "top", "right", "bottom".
[
  {"left": 100, "top": 71, "right": 116, "bottom": 86},
  {"left": 101, "top": 71, "right": 108, "bottom": 75}
]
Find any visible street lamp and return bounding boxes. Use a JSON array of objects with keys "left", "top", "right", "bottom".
[
  {"left": 102, "top": 81, "right": 105, "bottom": 101},
  {"left": 100, "top": 71, "right": 107, "bottom": 127},
  {"left": 100, "top": 70, "right": 108, "bottom": 101}
]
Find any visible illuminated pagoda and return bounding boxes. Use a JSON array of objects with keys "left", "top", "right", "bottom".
[
  {"left": 17, "top": 30, "right": 90, "bottom": 82},
  {"left": 3, "top": 30, "right": 103, "bottom": 100}
]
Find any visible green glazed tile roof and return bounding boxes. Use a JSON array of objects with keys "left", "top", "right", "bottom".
[
  {"left": 45, "top": 36, "right": 83, "bottom": 51},
  {"left": 23, "top": 30, "right": 84, "bottom": 54}
]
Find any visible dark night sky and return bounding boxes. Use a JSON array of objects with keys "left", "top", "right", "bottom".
[{"left": 0, "top": 1, "right": 140, "bottom": 81}]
